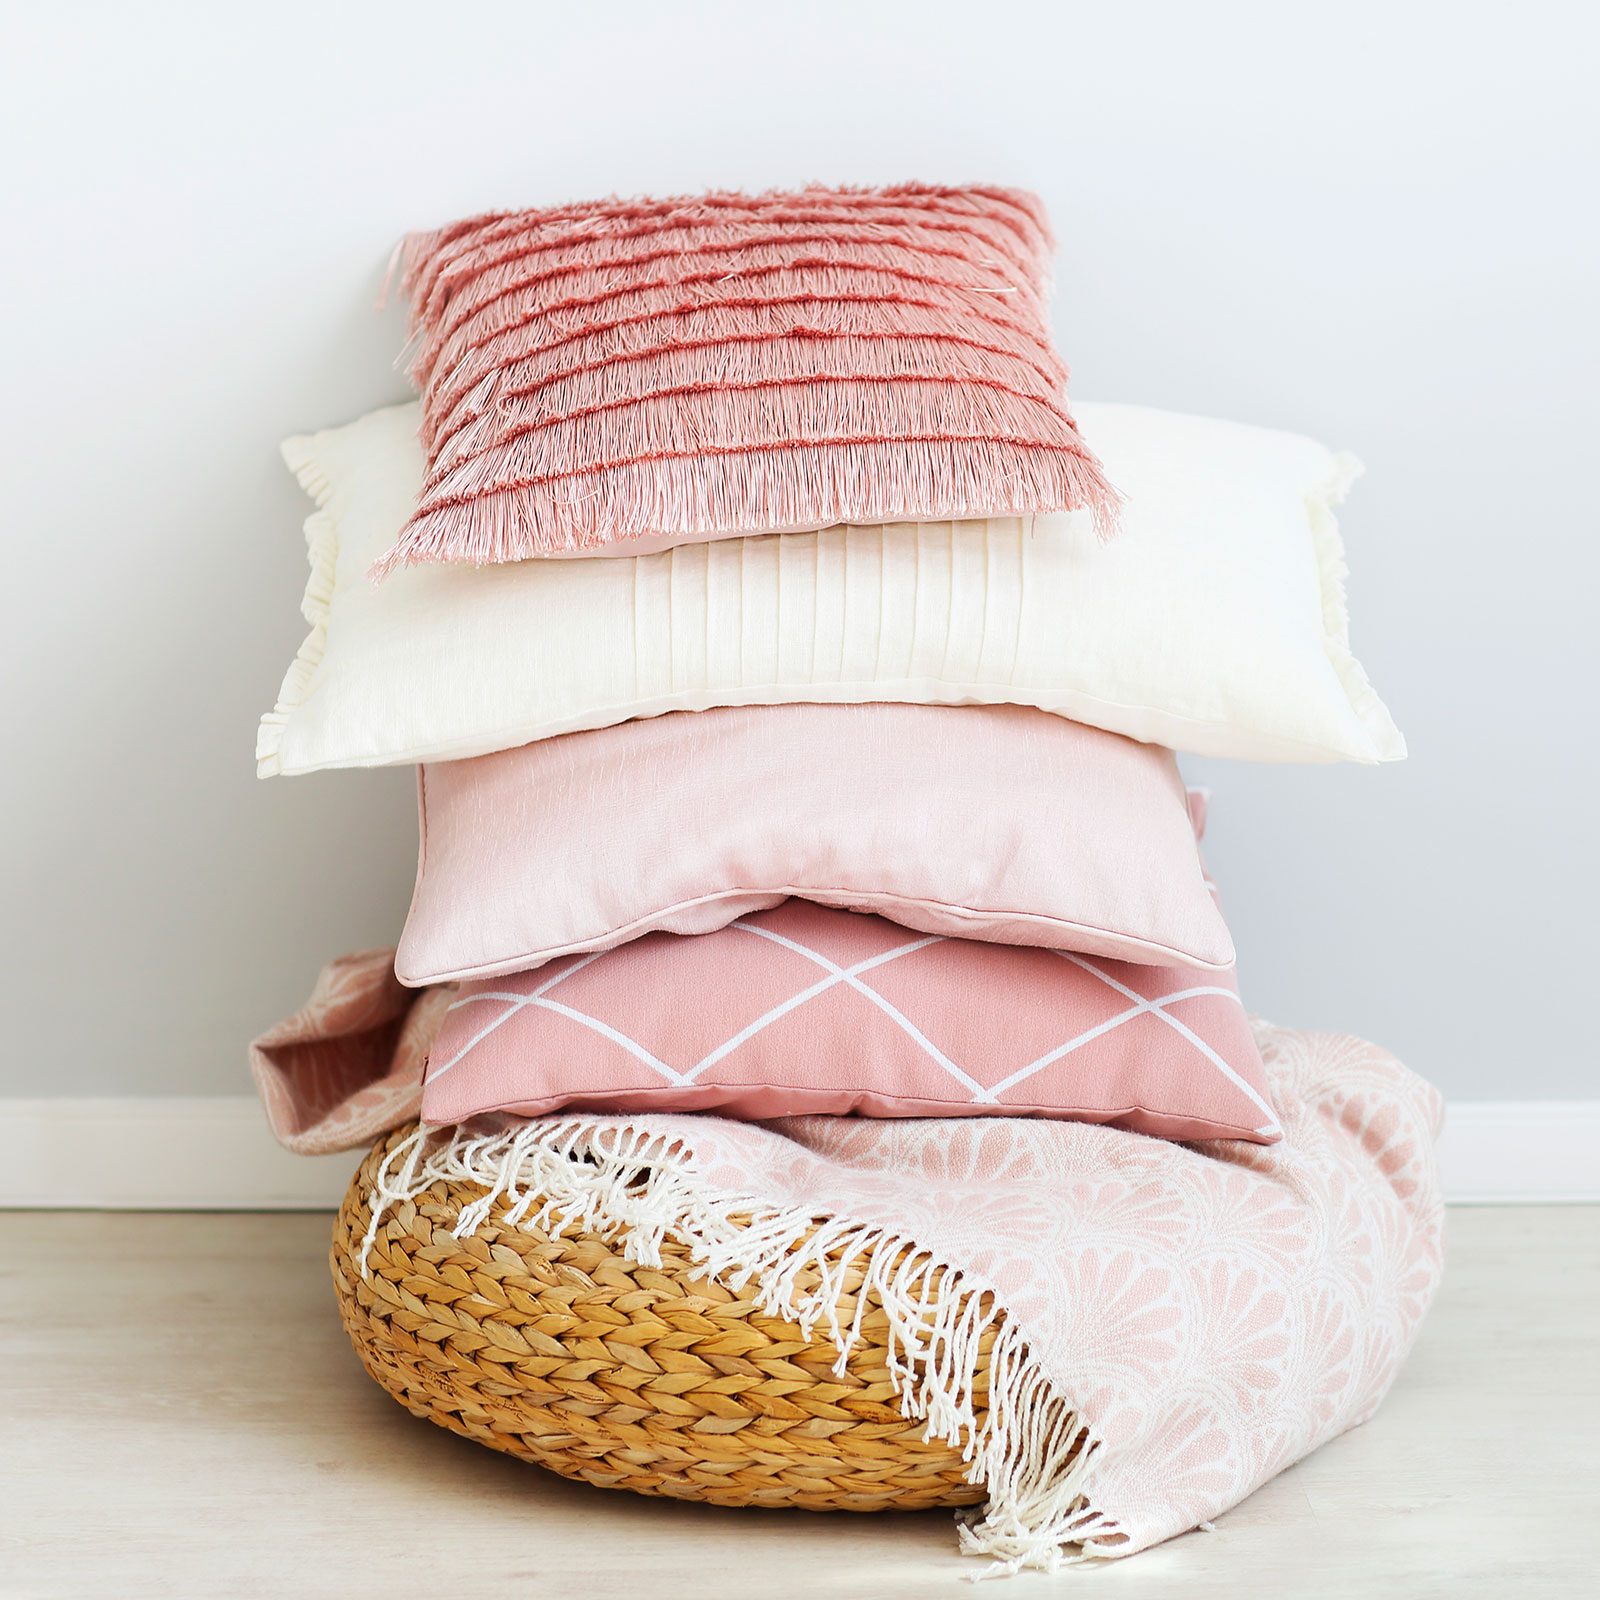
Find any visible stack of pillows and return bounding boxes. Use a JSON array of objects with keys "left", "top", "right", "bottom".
[{"left": 259, "top": 183, "right": 1402, "bottom": 1150}]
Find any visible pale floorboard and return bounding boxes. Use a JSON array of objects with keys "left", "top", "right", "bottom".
[{"left": 2, "top": 1207, "right": 1596, "bottom": 1599}]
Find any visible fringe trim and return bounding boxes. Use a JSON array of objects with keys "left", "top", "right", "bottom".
[
  {"left": 420, "top": 266, "right": 1064, "bottom": 424},
  {"left": 402, "top": 188, "right": 1051, "bottom": 299},
  {"left": 425, "top": 310, "right": 1072, "bottom": 464},
  {"left": 374, "top": 183, "right": 1109, "bottom": 578},
  {"left": 402, "top": 186, "right": 1055, "bottom": 336},
  {"left": 1305, "top": 453, "right": 1407, "bottom": 762},
  {"left": 361, "top": 1119, "right": 1125, "bottom": 1578},
  {"left": 255, "top": 435, "right": 340, "bottom": 778},
  {"left": 371, "top": 436, "right": 1119, "bottom": 577},
  {"left": 427, "top": 378, "right": 1079, "bottom": 490},
  {"left": 417, "top": 231, "right": 1051, "bottom": 379}
]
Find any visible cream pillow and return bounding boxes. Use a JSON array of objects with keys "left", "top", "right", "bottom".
[{"left": 257, "top": 401, "right": 1402, "bottom": 775}]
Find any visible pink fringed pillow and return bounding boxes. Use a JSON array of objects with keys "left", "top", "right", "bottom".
[
  {"left": 375, "top": 184, "right": 1117, "bottom": 571},
  {"left": 423, "top": 900, "right": 1280, "bottom": 1142}
]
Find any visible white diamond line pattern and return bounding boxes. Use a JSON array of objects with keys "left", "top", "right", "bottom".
[
  {"left": 430, "top": 919, "right": 1273, "bottom": 1128},
  {"left": 434, "top": 928, "right": 944, "bottom": 1089},
  {"left": 441, "top": 989, "right": 690, "bottom": 1086},
  {"left": 726, "top": 923, "right": 988, "bottom": 1097},
  {"left": 1045, "top": 950, "right": 1280, "bottom": 1135},
  {"left": 429, "top": 949, "right": 610, "bottom": 1082}
]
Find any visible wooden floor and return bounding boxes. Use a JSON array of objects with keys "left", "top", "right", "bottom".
[{"left": 2, "top": 1207, "right": 1596, "bottom": 1599}]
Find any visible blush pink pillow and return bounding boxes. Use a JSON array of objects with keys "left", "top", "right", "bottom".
[
  {"left": 423, "top": 899, "right": 1279, "bottom": 1143},
  {"left": 374, "top": 183, "right": 1116, "bottom": 572},
  {"left": 395, "top": 703, "right": 1233, "bottom": 986}
]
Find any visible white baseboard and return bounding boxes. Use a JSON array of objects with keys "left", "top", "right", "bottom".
[
  {"left": 1, "top": 1097, "right": 361, "bottom": 1209},
  {"left": 0, "top": 1096, "right": 1595, "bottom": 1210},
  {"left": 1436, "top": 1100, "right": 1600, "bottom": 1203}
]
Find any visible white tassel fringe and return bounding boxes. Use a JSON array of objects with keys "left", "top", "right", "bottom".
[{"left": 361, "top": 1119, "right": 1124, "bottom": 1577}]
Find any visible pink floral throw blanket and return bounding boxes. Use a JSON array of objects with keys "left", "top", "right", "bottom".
[{"left": 253, "top": 953, "right": 1445, "bottom": 1574}]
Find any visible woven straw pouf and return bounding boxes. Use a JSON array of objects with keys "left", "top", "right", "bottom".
[{"left": 332, "top": 1125, "right": 989, "bottom": 1511}]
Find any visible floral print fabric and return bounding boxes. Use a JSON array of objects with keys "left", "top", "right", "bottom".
[{"left": 252, "top": 953, "right": 1443, "bottom": 1558}]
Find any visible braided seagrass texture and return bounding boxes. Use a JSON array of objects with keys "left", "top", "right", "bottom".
[{"left": 332, "top": 1125, "right": 989, "bottom": 1511}]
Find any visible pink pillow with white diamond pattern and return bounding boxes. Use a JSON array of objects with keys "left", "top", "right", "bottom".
[{"left": 423, "top": 898, "right": 1279, "bottom": 1142}]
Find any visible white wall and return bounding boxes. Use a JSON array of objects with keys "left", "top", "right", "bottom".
[{"left": 2, "top": 1, "right": 1594, "bottom": 1101}]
